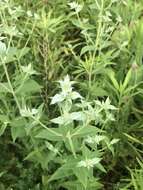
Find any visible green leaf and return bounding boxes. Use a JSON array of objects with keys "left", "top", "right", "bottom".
[
  {"left": 24, "top": 149, "right": 49, "bottom": 169},
  {"left": 0, "top": 115, "right": 9, "bottom": 123},
  {"left": 16, "top": 47, "right": 30, "bottom": 59},
  {"left": 74, "top": 167, "right": 88, "bottom": 188},
  {"left": 11, "top": 125, "right": 26, "bottom": 142},
  {"left": 123, "top": 133, "right": 143, "bottom": 145},
  {"left": 0, "top": 115, "right": 9, "bottom": 136},
  {"left": 36, "top": 129, "right": 63, "bottom": 141},
  {"left": 0, "top": 82, "right": 11, "bottom": 93},
  {"left": 95, "top": 163, "right": 106, "bottom": 173},
  {"left": 110, "top": 138, "right": 120, "bottom": 145},
  {"left": 0, "top": 46, "right": 29, "bottom": 64},
  {"left": 123, "top": 69, "right": 132, "bottom": 90},
  {"left": 16, "top": 79, "right": 42, "bottom": 94},
  {"left": 108, "top": 70, "right": 119, "bottom": 90},
  {"left": 71, "top": 91, "right": 82, "bottom": 100},
  {"left": 10, "top": 118, "right": 26, "bottom": 142},
  {"left": 50, "top": 116, "right": 65, "bottom": 125},
  {"left": 0, "top": 171, "right": 6, "bottom": 178},
  {"left": 80, "top": 45, "right": 95, "bottom": 55},
  {"left": 62, "top": 180, "right": 83, "bottom": 190},
  {"left": 0, "top": 41, "right": 6, "bottom": 54},
  {"left": 0, "top": 124, "right": 7, "bottom": 136},
  {"left": 0, "top": 47, "right": 17, "bottom": 64},
  {"left": 48, "top": 160, "right": 77, "bottom": 182},
  {"left": 72, "top": 125, "right": 103, "bottom": 138}
]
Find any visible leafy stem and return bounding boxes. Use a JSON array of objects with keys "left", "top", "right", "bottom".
[{"left": 31, "top": 116, "right": 63, "bottom": 137}]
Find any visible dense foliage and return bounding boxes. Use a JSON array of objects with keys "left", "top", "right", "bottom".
[{"left": 0, "top": 0, "right": 143, "bottom": 189}]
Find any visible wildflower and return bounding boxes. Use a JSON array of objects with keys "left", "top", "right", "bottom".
[
  {"left": 106, "top": 113, "right": 115, "bottom": 121},
  {"left": 34, "top": 13, "right": 40, "bottom": 20},
  {"left": 84, "top": 136, "right": 94, "bottom": 144},
  {"left": 27, "top": 10, "right": 33, "bottom": 17},
  {"left": 116, "top": 15, "right": 122, "bottom": 23},
  {"left": 51, "top": 111, "right": 85, "bottom": 125},
  {"left": 59, "top": 75, "right": 74, "bottom": 94},
  {"left": 77, "top": 157, "right": 101, "bottom": 169},
  {"left": 20, "top": 107, "right": 38, "bottom": 117},
  {"left": 85, "top": 135, "right": 105, "bottom": 145},
  {"left": 21, "top": 63, "right": 37, "bottom": 75},
  {"left": 51, "top": 75, "right": 82, "bottom": 105},
  {"left": 68, "top": 1, "right": 83, "bottom": 13},
  {"left": 95, "top": 97, "right": 117, "bottom": 111}
]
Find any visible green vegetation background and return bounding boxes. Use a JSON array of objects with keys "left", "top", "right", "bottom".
[{"left": 0, "top": 0, "right": 143, "bottom": 189}]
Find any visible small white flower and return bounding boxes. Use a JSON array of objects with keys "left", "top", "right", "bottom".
[
  {"left": 31, "top": 108, "right": 38, "bottom": 115},
  {"left": 59, "top": 75, "right": 73, "bottom": 93},
  {"left": 84, "top": 136, "right": 95, "bottom": 144},
  {"left": 27, "top": 10, "right": 33, "bottom": 17},
  {"left": 20, "top": 107, "right": 38, "bottom": 117},
  {"left": 77, "top": 157, "right": 101, "bottom": 169},
  {"left": 116, "top": 15, "right": 122, "bottom": 23},
  {"left": 21, "top": 64, "right": 37, "bottom": 75},
  {"left": 95, "top": 97, "right": 117, "bottom": 111},
  {"left": 106, "top": 113, "right": 115, "bottom": 121},
  {"left": 85, "top": 135, "right": 105, "bottom": 145},
  {"left": 94, "top": 135, "right": 105, "bottom": 144},
  {"left": 34, "top": 13, "right": 40, "bottom": 20},
  {"left": 68, "top": 1, "right": 83, "bottom": 13},
  {"left": 51, "top": 75, "right": 81, "bottom": 105}
]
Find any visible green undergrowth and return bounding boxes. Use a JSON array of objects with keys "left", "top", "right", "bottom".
[{"left": 0, "top": 0, "right": 143, "bottom": 189}]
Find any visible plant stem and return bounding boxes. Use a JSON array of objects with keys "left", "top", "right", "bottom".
[{"left": 0, "top": 36, "right": 21, "bottom": 111}]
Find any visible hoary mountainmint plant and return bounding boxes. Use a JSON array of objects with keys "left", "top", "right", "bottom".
[
  {"left": 0, "top": 0, "right": 143, "bottom": 189},
  {"left": 19, "top": 75, "right": 118, "bottom": 189}
]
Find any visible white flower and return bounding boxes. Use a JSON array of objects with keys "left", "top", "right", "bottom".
[
  {"left": 51, "top": 75, "right": 82, "bottom": 105},
  {"left": 21, "top": 64, "right": 37, "bottom": 75},
  {"left": 34, "top": 13, "right": 40, "bottom": 20},
  {"left": 85, "top": 135, "right": 105, "bottom": 145},
  {"left": 51, "top": 111, "right": 84, "bottom": 125},
  {"left": 84, "top": 136, "right": 94, "bottom": 144},
  {"left": 27, "top": 10, "right": 33, "bottom": 17},
  {"left": 68, "top": 1, "right": 83, "bottom": 13},
  {"left": 31, "top": 108, "right": 38, "bottom": 115},
  {"left": 95, "top": 97, "right": 117, "bottom": 111},
  {"left": 20, "top": 107, "right": 38, "bottom": 117},
  {"left": 59, "top": 75, "right": 74, "bottom": 93},
  {"left": 77, "top": 157, "right": 101, "bottom": 169},
  {"left": 106, "top": 113, "right": 115, "bottom": 121},
  {"left": 116, "top": 15, "right": 122, "bottom": 22}
]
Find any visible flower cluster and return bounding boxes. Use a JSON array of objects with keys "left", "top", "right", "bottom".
[
  {"left": 77, "top": 157, "right": 101, "bottom": 169},
  {"left": 68, "top": 1, "right": 83, "bottom": 13}
]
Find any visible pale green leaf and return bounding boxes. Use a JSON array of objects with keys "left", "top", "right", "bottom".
[{"left": 36, "top": 129, "right": 63, "bottom": 141}]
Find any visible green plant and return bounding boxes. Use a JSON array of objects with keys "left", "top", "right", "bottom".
[
  {"left": 18, "top": 75, "right": 118, "bottom": 189},
  {"left": 0, "top": 0, "right": 143, "bottom": 189},
  {"left": 119, "top": 159, "right": 143, "bottom": 190}
]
